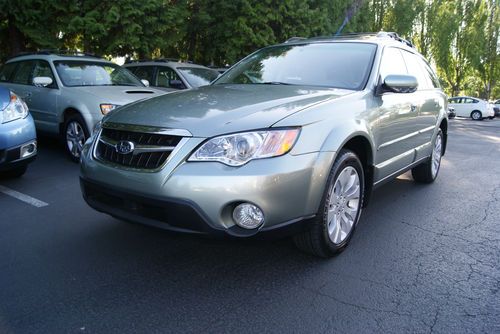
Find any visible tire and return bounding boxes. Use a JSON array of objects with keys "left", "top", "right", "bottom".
[
  {"left": 471, "top": 110, "right": 482, "bottom": 120},
  {"left": 411, "top": 129, "right": 443, "bottom": 183},
  {"left": 293, "top": 149, "right": 365, "bottom": 258},
  {"left": 0, "top": 165, "right": 27, "bottom": 178},
  {"left": 63, "top": 114, "right": 89, "bottom": 162}
]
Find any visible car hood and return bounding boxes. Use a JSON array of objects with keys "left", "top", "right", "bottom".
[
  {"left": 104, "top": 84, "right": 352, "bottom": 137},
  {"left": 75, "top": 85, "right": 164, "bottom": 105}
]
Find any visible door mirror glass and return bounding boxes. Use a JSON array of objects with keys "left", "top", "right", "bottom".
[
  {"left": 33, "top": 76, "right": 53, "bottom": 87},
  {"left": 141, "top": 79, "right": 150, "bottom": 87},
  {"left": 382, "top": 74, "right": 418, "bottom": 93}
]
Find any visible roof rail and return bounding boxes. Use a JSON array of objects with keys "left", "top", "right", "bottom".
[
  {"left": 376, "top": 32, "right": 414, "bottom": 48},
  {"left": 11, "top": 49, "right": 103, "bottom": 59},
  {"left": 284, "top": 37, "right": 307, "bottom": 43},
  {"left": 125, "top": 58, "right": 193, "bottom": 64},
  {"left": 283, "top": 32, "right": 415, "bottom": 48}
]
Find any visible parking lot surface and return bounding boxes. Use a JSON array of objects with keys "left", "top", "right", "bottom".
[{"left": 1, "top": 118, "right": 499, "bottom": 333}]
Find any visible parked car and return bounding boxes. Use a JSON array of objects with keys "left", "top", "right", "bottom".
[
  {"left": 448, "top": 96, "right": 495, "bottom": 120},
  {"left": 0, "top": 86, "right": 37, "bottom": 177},
  {"left": 493, "top": 99, "right": 500, "bottom": 117},
  {"left": 447, "top": 106, "right": 456, "bottom": 118},
  {"left": 124, "top": 59, "right": 220, "bottom": 91},
  {"left": 80, "top": 32, "right": 448, "bottom": 257},
  {"left": 0, "top": 51, "right": 165, "bottom": 161}
]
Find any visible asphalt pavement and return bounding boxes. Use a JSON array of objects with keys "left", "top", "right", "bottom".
[{"left": 0, "top": 118, "right": 499, "bottom": 333}]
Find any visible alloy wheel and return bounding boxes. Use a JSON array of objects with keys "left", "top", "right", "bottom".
[
  {"left": 431, "top": 133, "right": 442, "bottom": 178},
  {"left": 327, "top": 166, "right": 361, "bottom": 244},
  {"left": 66, "top": 121, "right": 86, "bottom": 159}
]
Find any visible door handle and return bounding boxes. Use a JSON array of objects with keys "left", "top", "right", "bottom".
[{"left": 410, "top": 105, "right": 417, "bottom": 112}]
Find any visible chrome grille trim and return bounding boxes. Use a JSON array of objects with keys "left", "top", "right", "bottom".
[{"left": 93, "top": 124, "right": 189, "bottom": 172}]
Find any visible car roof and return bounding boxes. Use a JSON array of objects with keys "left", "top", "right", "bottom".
[
  {"left": 6, "top": 52, "right": 114, "bottom": 64},
  {"left": 279, "top": 32, "right": 418, "bottom": 53},
  {"left": 123, "top": 60, "right": 213, "bottom": 70}
]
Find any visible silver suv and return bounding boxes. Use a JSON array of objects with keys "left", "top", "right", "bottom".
[
  {"left": 80, "top": 33, "right": 448, "bottom": 257},
  {"left": 124, "top": 59, "right": 220, "bottom": 91},
  {"left": 0, "top": 52, "right": 164, "bottom": 160}
]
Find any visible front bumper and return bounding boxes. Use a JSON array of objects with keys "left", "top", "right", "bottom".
[
  {"left": 80, "top": 138, "right": 335, "bottom": 237},
  {"left": 0, "top": 115, "right": 37, "bottom": 171}
]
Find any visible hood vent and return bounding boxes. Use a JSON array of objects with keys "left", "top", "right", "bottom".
[{"left": 125, "top": 90, "right": 155, "bottom": 94}]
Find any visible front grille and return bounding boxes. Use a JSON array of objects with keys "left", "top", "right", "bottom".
[{"left": 95, "top": 127, "right": 182, "bottom": 170}]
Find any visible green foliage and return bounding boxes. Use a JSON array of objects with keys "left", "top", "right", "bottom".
[{"left": 0, "top": 0, "right": 498, "bottom": 98}]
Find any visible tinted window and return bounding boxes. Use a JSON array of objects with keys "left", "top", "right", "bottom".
[
  {"left": 32, "top": 60, "right": 56, "bottom": 88},
  {"left": 54, "top": 61, "right": 142, "bottom": 87},
  {"left": 157, "top": 67, "right": 184, "bottom": 88},
  {"left": 379, "top": 47, "right": 407, "bottom": 79},
  {"left": 177, "top": 67, "right": 219, "bottom": 87},
  {"left": 216, "top": 42, "right": 377, "bottom": 90},
  {"left": 402, "top": 51, "right": 431, "bottom": 90},
  {"left": 128, "top": 66, "right": 155, "bottom": 84},
  {"left": 421, "top": 61, "right": 440, "bottom": 88},
  {"left": 0, "top": 63, "right": 17, "bottom": 82},
  {"left": 11, "top": 61, "right": 35, "bottom": 85}
]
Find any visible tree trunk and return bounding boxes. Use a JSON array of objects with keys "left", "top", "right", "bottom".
[{"left": 8, "top": 14, "right": 25, "bottom": 57}]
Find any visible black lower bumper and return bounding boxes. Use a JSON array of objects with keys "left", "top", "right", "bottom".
[
  {"left": 80, "top": 177, "right": 313, "bottom": 239},
  {"left": 0, "top": 143, "right": 36, "bottom": 172}
]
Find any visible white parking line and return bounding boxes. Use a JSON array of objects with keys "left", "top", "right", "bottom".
[{"left": 0, "top": 185, "right": 49, "bottom": 208}]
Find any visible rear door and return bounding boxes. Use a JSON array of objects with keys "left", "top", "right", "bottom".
[
  {"left": 401, "top": 51, "right": 442, "bottom": 150},
  {"left": 1, "top": 61, "right": 35, "bottom": 102}
]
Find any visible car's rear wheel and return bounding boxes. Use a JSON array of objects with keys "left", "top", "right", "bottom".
[
  {"left": 64, "top": 114, "right": 89, "bottom": 162},
  {"left": 412, "top": 129, "right": 443, "bottom": 183},
  {"left": 293, "top": 149, "right": 364, "bottom": 258},
  {"left": 471, "top": 110, "right": 482, "bottom": 120}
]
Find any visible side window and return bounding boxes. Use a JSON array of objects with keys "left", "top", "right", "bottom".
[
  {"left": 401, "top": 51, "right": 431, "bottom": 90},
  {"left": 472, "top": 99, "right": 479, "bottom": 104},
  {"left": 379, "top": 47, "right": 407, "bottom": 79},
  {"left": 0, "top": 63, "right": 18, "bottom": 82},
  {"left": 129, "top": 66, "right": 154, "bottom": 84},
  {"left": 32, "top": 60, "right": 56, "bottom": 88},
  {"left": 11, "top": 61, "right": 35, "bottom": 85},
  {"left": 464, "top": 98, "right": 474, "bottom": 104},
  {"left": 421, "top": 61, "right": 440, "bottom": 88},
  {"left": 157, "top": 67, "right": 185, "bottom": 89}
]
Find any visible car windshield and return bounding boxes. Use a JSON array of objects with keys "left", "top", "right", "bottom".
[
  {"left": 177, "top": 67, "right": 219, "bottom": 87},
  {"left": 54, "top": 61, "right": 143, "bottom": 87},
  {"left": 214, "top": 42, "right": 377, "bottom": 90}
]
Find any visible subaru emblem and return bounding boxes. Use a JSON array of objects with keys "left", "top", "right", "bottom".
[{"left": 115, "top": 141, "right": 135, "bottom": 155}]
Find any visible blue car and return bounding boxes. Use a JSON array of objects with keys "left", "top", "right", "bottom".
[{"left": 0, "top": 86, "right": 37, "bottom": 177}]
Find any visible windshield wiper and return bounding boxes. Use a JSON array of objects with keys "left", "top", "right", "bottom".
[{"left": 260, "top": 81, "right": 292, "bottom": 85}]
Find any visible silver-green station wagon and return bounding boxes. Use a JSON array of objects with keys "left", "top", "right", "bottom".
[{"left": 80, "top": 32, "right": 448, "bottom": 257}]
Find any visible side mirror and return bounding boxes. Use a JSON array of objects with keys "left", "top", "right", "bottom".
[
  {"left": 141, "top": 79, "right": 150, "bottom": 87},
  {"left": 33, "top": 76, "right": 53, "bottom": 87},
  {"left": 169, "top": 79, "right": 185, "bottom": 90},
  {"left": 381, "top": 74, "right": 418, "bottom": 94}
]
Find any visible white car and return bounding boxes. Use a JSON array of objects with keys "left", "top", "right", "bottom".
[{"left": 448, "top": 96, "right": 495, "bottom": 120}]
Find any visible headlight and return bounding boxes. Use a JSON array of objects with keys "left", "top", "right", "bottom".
[
  {"left": 100, "top": 104, "right": 120, "bottom": 115},
  {"left": 1, "top": 93, "right": 29, "bottom": 124},
  {"left": 189, "top": 128, "right": 300, "bottom": 166}
]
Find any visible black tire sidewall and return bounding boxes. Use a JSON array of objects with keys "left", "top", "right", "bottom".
[{"left": 320, "top": 150, "right": 364, "bottom": 253}]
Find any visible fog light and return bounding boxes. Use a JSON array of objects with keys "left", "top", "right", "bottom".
[
  {"left": 232, "top": 203, "right": 264, "bottom": 229},
  {"left": 20, "top": 141, "right": 37, "bottom": 158}
]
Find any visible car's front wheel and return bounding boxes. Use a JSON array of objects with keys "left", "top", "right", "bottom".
[
  {"left": 471, "top": 110, "right": 482, "bottom": 120},
  {"left": 294, "top": 149, "right": 364, "bottom": 257},
  {"left": 64, "top": 114, "right": 89, "bottom": 162}
]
